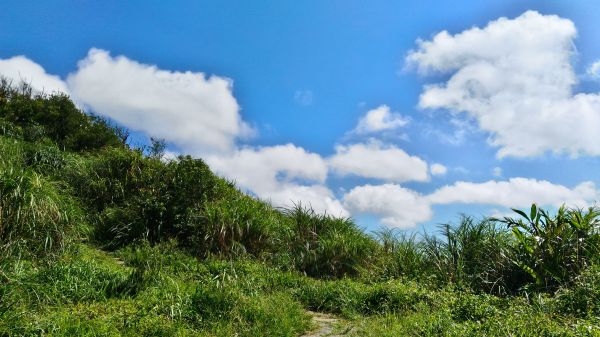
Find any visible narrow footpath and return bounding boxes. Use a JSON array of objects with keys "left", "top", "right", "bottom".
[{"left": 301, "top": 311, "right": 352, "bottom": 337}]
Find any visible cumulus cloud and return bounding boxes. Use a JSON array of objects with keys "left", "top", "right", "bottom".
[
  {"left": 0, "top": 56, "right": 69, "bottom": 94},
  {"left": 428, "top": 178, "right": 599, "bottom": 209},
  {"left": 343, "top": 184, "right": 432, "bottom": 228},
  {"left": 588, "top": 60, "right": 600, "bottom": 80},
  {"left": 352, "top": 105, "right": 409, "bottom": 134},
  {"left": 343, "top": 177, "right": 599, "bottom": 228},
  {"left": 206, "top": 144, "right": 347, "bottom": 216},
  {"left": 329, "top": 140, "right": 429, "bottom": 182},
  {"left": 430, "top": 163, "right": 447, "bottom": 176},
  {"left": 407, "top": 11, "right": 600, "bottom": 158},
  {"left": 67, "top": 48, "right": 253, "bottom": 155},
  {"left": 492, "top": 167, "right": 503, "bottom": 177}
]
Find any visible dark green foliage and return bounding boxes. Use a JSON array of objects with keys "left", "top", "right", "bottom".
[
  {"left": 66, "top": 147, "right": 148, "bottom": 212},
  {"left": 23, "top": 142, "right": 68, "bottom": 174},
  {"left": 0, "top": 78, "right": 123, "bottom": 151},
  {"left": 0, "top": 118, "right": 22, "bottom": 138}
]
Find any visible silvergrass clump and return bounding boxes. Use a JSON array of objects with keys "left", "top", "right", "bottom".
[
  {"left": 282, "top": 204, "right": 378, "bottom": 278},
  {"left": 186, "top": 194, "right": 281, "bottom": 258},
  {"left": 370, "top": 229, "right": 429, "bottom": 281},
  {"left": 0, "top": 166, "right": 82, "bottom": 259},
  {"left": 423, "top": 216, "right": 519, "bottom": 294}
]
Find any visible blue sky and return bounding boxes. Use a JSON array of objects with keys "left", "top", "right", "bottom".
[{"left": 2, "top": 1, "right": 600, "bottom": 233}]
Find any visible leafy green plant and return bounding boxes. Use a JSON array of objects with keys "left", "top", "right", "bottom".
[{"left": 498, "top": 204, "right": 600, "bottom": 291}]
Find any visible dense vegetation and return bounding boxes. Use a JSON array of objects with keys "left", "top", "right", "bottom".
[{"left": 1, "top": 81, "right": 599, "bottom": 336}]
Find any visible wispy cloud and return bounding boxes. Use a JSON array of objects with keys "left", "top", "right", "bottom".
[{"left": 293, "top": 89, "right": 314, "bottom": 106}]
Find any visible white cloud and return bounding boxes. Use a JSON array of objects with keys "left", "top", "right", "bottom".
[
  {"left": 427, "top": 178, "right": 599, "bottom": 209},
  {"left": 343, "top": 184, "right": 432, "bottom": 228},
  {"left": 294, "top": 90, "right": 314, "bottom": 106},
  {"left": 329, "top": 140, "right": 429, "bottom": 182},
  {"left": 67, "top": 48, "right": 253, "bottom": 155},
  {"left": 430, "top": 163, "right": 447, "bottom": 176},
  {"left": 353, "top": 105, "right": 409, "bottom": 134},
  {"left": 407, "top": 11, "right": 600, "bottom": 158},
  {"left": 0, "top": 56, "right": 69, "bottom": 95},
  {"left": 588, "top": 60, "right": 600, "bottom": 79},
  {"left": 266, "top": 184, "right": 348, "bottom": 217},
  {"left": 206, "top": 144, "right": 347, "bottom": 216},
  {"left": 344, "top": 177, "right": 599, "bottom": 229},
  {"left": 492, "top": 167, "right": 502, "bottom": 177}
]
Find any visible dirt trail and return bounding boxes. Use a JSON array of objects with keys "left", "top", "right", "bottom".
[{"left": 301, "top": 311, "right": 352, "bottom": 337}]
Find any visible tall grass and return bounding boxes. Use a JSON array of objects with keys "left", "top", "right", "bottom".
[
  {"left": 282, "top": 204, "right": 378, "bottom": 278},
  {"left": 371, "top": 229, "right": 428, "bottom": 281},
  {"left": 423, "top": 216, "right": 523, "bottom": 294},
  {"left": 190, "top": 195, "right": 281, "bottom": 257},
  {"left": 0, "top": 166, "right": 81, "bottom": 259}
]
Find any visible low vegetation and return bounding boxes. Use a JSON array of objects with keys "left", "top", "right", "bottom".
[{"left": 1, "top": 81, "right": 599, "bottom": 336}]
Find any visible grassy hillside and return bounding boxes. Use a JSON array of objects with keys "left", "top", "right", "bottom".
[{"left": 1, "top": 81, "right": 600, "bottom": 336}]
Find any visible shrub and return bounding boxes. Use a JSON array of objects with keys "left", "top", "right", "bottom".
[
  {"left": 23, "top": 142, "right": 68, "bottom": 174},
  {"left": 0, "top": 79, "right": 123, "bottom": 151},
  {"left": 190, "top": 280, "right": 310, "bottom": 336},
  {"left": 32, "top": 257, "right": 130, "bottom": 304},
  {"left": 294, "top": 278, "right": 437, "bottom": 316}
]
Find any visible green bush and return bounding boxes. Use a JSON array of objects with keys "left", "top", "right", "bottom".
[
  {"left": 0, "top": 79, "right": 124, "bottom": 151},
  {"left": 23, "top": 142, "right": 68, "bottom": 174},
  {"left": 294, "top": 278, "right": 438, "bottom": 316},
  {"left": 190, "top": 281, "right": 309, "bottom": 336},
  {"left": 32, "top": 257, "right": 130, "bottom": 304}
]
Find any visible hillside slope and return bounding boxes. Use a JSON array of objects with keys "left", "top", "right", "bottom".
[{"left": 1, "top": 81, "right": 599, "bottom": 336}]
